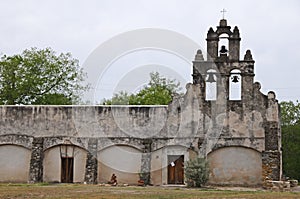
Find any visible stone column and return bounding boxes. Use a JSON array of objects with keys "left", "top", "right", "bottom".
[
  {"left": 29, "top": 137, "right": 44, "bottom": 183},
  {"left": 262, "top": 151, "right": 281, "bottom": 183},
  {"left": 84, "top": 138, "right": 98, "bottom": 184},
  {"left": 262, "top": 120, "right": 282, "bottom": 183},
  {"left": 140, "top": 139, "right": 152, "bottom": 185}
]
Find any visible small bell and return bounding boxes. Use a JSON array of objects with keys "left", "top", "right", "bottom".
[
  {"left": 206, "top": 73, "right": 216, "bottom": 83},
  {"left": 231, "top": 75, "right": 239, "bottom": 83},
  {"left": 219, "top": 45, "right": 228, "bottom": 54}
]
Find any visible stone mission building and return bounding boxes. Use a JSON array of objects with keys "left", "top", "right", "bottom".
[{"left": 0, "top": 19, "right": 281, "bottom": 186}]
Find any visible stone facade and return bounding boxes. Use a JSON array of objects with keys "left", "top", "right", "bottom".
[{"left": 0, "top": 19, "right": 281, "bottom": 186}]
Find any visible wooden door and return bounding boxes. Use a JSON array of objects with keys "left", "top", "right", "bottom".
[
  {"left": 167, "top": 155, "right": 184, "bottom": 184},
  {"left": 61, "top": 157, "right": 73, "bottom": 183}
]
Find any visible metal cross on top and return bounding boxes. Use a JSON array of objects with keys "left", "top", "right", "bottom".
[{"left": 221, "top": 8, "right": 227, "bottom": 19}]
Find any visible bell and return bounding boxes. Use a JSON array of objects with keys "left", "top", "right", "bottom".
[
  {"left": 206, "top": 73, "right": 216, "bottom": 83},
  {"left": 220, "top": 45, "right": 228, "bottom": 54},
  {"left": 231, "top": 75, "right": 239, "bottom": 83}
]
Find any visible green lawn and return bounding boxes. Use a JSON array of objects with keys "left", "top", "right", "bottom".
[{"left": 0, "top": 184, "right": 299, "bottom": 199}]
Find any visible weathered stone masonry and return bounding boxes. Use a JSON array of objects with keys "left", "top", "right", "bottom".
[
  {"left": 29, "top": 138, "right": 44, "bottom": 183},
  {"left": 84, "top": 138, "right": 98, "bottom": 184},
  {"left": 0, "top": 19, "right": 282, "bottom": 186}
]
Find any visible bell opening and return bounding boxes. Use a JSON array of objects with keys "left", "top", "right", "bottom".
[
  {"left": 205, "top": 69, "right": 217, "bottom": 101},
  {"left": 229, "top": 69, "right": 241, "bottom": 100}
]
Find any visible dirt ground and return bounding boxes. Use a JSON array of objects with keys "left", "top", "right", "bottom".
[{"left": 0, "top": 183, "right": 300, "bottom": 199}]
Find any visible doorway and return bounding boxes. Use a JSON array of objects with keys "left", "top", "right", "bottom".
[
  {"left": 167, "top": 155, "right": 184, "bottom": 184},
  {"left": 61, "top": 157, "right": 73, "bottom": 183}
]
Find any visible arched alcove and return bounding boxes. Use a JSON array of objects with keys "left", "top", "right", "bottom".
[
  {"left": 43, "top": 144, "right": 87, "bottom": 183},
  {"left": 0, "top": 144, "right": 31, "bottom": 182},
  {"left": 207, "top": 146, "right": 262, "bottom": 186},
  {"left": 218, "top": 33, "right": 229, "bottom": 56},
  {"left": 98, "top": 145, "right": 142, "bottom": 184},
  {"left": 205, "top": 69, "right": 217, "bottom": 100},
  {"left": 151, "top": 145, "right": 190, "bottom": 185},
  {"left": 229, "top": 69, "right": 241, "bottom": 100}
]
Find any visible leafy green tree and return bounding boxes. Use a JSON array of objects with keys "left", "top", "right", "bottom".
[
  {"left": 0, "top": 47, "right": 88, "bottom": 105},
  {"left": 33, "top": 93, "right": 73, "bottom": 105},
  {"left": 184, "top": 158, "right": 209, "bottom": 187},
  {"left": 103, "top": 72, "right": 182, "bottom": 105},
  {"left": 280, "top": 101, "right": 300, "bottom": 126},
  {"left": 103, "top": 91, "right": 132, "bottom": 105},
  {"left": 280, "top": 100, "right": 300, "bottom": 180}
]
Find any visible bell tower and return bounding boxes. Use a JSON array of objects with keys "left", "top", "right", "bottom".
[
  {"left": 192, "top": 18, "right": 255, "bottom": 103},
  {"left": 206, "top": 19, "right": 241, "bottom": 61},
  {"left": 191, "top": 18, "right": 282, "bottom": 186}
]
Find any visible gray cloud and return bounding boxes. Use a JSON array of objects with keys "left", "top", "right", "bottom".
[{"left": 0, "top": 0, "right": 299, "bottom": 101}]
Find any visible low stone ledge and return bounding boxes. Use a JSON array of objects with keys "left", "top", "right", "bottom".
[
  {"left": 289, "top": 180, "right": 298, "bottom": 188},
  {"left": 263, "top": 180, "right": 290, "bottom": 191}
]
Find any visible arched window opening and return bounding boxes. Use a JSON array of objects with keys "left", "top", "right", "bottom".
[
  {"left": 229, "top": 69, "right": 241, "bottom": 100},
  {"left": 205, "top": 69, "right": 217, "bottom": 100},
  {"left": 219, "top": 33, "right": 229, "bottom": 56}
]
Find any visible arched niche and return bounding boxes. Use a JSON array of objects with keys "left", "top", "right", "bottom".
[
  {"left": 43, "top": 144, "right": 87, "bottom": 183},
  {"left": 207, "top": 146, "right": 262, "bottom": 186},
  {"left": 205, "top": 69, "right": 217, "bottom": 100},
  {"left": 0, "top": 144, "right": 31, "bottom": 182},
  {"left": 151, "top": 145, "right": 190, "bottom": 186},
  {"left": 218, "top": 33, "right": 229, "bottom": 56},
  {"left": 97, "top": 145, "right": 142, "bottom": 185},
  {"left": 229, "top": 69, "right": 241, "bottom": 100}
]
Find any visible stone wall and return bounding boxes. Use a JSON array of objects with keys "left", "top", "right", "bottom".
[
  {"left": 0, "top": 106, "right": 168, "bottom": 138},
  {"left": 0, "top": 81, "right": 281, "bottom": 185}
]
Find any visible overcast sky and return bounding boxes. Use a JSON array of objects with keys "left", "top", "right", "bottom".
[{"left": 1, "top": 0, "right": 300, "bottom": 102}]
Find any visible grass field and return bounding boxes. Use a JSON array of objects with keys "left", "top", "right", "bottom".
[{"left": 0, "top": 183, "right": 299, "bottom": 199}]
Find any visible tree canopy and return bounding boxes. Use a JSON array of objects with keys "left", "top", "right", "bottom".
[
  {"left": 0, "top": 47, "right": 88, "bottom": 105},
  {"left": 103, "top": 72, "right": 182, "bottom": 105},
  {"left": 280, "top": 100, "right": 300, "bottom": 181},
  {"left": 280, "top": 101, "right": 300, "bottom": 126}
]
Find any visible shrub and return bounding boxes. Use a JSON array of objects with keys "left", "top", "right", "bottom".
[{"left": 184, "top": 158, "right": 209, "bottom": 187}]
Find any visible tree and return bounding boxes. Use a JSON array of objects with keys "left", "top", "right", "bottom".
[
  {"left": 0, "top": 47, "right": 88, "bottom": 105},
  {"left": 280, "top": 101, "right": 300, "bottom": 126},
  {"left": 103, "top": 91, "right": 132, "bottom": 105},
  {"left": 280, "top": 100, "right": 300, "bottom": 181},
  {"left": 184, "top": 158, "right": 209, "bottom": 187},
  {"left": 103, "top": 72, "right": 182, "bottom": 105}
]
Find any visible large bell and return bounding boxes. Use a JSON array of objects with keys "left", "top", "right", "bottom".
[
  {"left": 231, "top": 75, "right": 239, "bottom": 83},
  {"left": 220, "top": 45, "right": 228, "bottom": 54},
  {"left": 206, "top": 73, "right": 216, "bottom": 83}
]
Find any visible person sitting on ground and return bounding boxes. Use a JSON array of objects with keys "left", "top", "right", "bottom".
[{"left": 109, "top": 173, "right": 117, "bottom": 186}]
